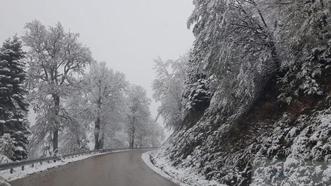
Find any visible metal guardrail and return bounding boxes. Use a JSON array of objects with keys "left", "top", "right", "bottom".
[{"left": 0, "top": 147, "right": 158, "bottom": 174}]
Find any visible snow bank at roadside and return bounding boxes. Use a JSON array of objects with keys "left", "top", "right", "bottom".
[
  {"left": 0, "top": 153, "right": 97, "bottom": 181},
  {"left": 0, "top": 149, "right": 129, "bottom": 182},
  {"left": 0, "top": 155, "right": 12, "bottom": 164},
  {"left": 142, "top": 150, "right": 225, "bottom": 186},
  {"left": 0, "top": 176, "right": 10, "bottom": 186}
]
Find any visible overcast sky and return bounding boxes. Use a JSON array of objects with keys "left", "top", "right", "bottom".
[{"left": 0, "top": 0, "right": 195, "bottom": 117}]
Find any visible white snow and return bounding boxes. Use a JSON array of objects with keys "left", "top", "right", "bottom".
[
  {"left": 251, "top": 109, "right": 331, "bottom": 185},
  {"left": 14, "top": 146, "right": 24, "bottom": 152},
  {"left": 0, "top": 149, "right": 129, "bottom": 182},
  {"left": 0, "top": 155, "right": 12, "bottom": 164},
  {"left": 1, "top": 68, "right": 10, "bottom": 72},
  {"left": 0, "top": 176, "right": 10, "bottom": 186},
  {"left": 142, "top": 150, "right": 226, "bottom": 186}
]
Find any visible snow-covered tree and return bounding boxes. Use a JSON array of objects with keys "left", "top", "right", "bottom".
[
  {"left": 61, "top": 90, "right": 90, "bottom": 153},
  {"left": 152, "top": 56, "right": 187, "bottom": 129},
  {"left": 183, "top": 0, "right": 288, "bottom": 124},
  {"left": 126, "top": 85, "right": 152, "bottom": 148},
  {"left": 0, "top": 134, "right": 14, "bottom": 162},
  {"left": 23, "top": 21, "right": 93, "bottom": 154},
  {"left": 0, "top": 36, "right": 29, "bottom": 161},
  {"left": 134, "top": 118, "right": 164, "bottom": 148},
  {"left": 275, "top": 0, "right": 331, "bottom": 103},
  {"left": 154, "top": 1, "right": 331, "bottom": 185},
  {"left": 80, "top": 62, "right": 127, "bottom": 150}
]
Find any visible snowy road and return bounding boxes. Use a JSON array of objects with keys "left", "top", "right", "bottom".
[{"left": 10, "top": 150, "right": 177, "bottom": 186}]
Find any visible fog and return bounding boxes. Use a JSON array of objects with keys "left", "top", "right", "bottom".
[{"left": 0, "top": 0, "right": 194, "bottom": 117}]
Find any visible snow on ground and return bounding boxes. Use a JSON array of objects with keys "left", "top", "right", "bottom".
[
  {"left": 142, "top": 150, "right": 225, "bottom": 186},
  {"left": 0, "top": 176, "right": 10, "bottom": 186},
  {"left": 0, "top": 149, "right": 130, "bottom": 182},
  {"left": 0, "top": 155, "right": 12, "bottom": 164}
]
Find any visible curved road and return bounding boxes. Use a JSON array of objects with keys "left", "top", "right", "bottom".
[{"left": 10, "top": 150, "right": 177, "bottom": 186}]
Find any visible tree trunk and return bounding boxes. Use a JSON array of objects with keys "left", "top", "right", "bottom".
[
  {"left": 94, "top": 95, "right": 103, "bottom": 150},
  {"left": 0, "top": 123, "right": 3, "bottom": 136},
  {"left": 100, "top": 130, "right": 104, "bottom": 149},
  {"left": 0, "top": 114, "right": 3, "bottom": 136},
  {"left": 52, "top": 130, "right": 58, "bottom": 154},
  {"left": 0, "top": 110, "right": 5, "bottom": 136},
  {"left": 76, "top": 133, "right": 81, "bottom": 149},
  {"left": 269, "top": 41, "right": 281, "bottom": 72},
  {"left": 130, "top": 117, "right": 136, "bottom": 149},
  {"left": 94, "top": 117, "right": 101, "bottom": 150},
  {"left": 52, "top": 94, "right": 60, "bottom": 155},
  {"left": 130, "top": 131, "right": 134, "bottom": 149}
]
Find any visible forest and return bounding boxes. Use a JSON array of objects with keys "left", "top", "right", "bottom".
[
  {"left": 0, "top": 20, "right": 164, "bottom": 162},
  {"left": 149, "top": 0, "right": 331, "bottom": 185},
  {"left": 1, "top": 0, "right": 331, "bottom": 186}
]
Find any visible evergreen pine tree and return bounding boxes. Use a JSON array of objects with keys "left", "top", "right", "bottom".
[{"left": 0, "top": 36, "right": 29, "bottom": 161}]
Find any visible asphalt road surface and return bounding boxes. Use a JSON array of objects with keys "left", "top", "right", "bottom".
[{"left": 10, "top": 150, "right": 177, "bottom": 186}]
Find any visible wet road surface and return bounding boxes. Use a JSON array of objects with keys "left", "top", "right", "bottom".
[{"left": 10, "top": 150, "right": 177, "bottom": 186}]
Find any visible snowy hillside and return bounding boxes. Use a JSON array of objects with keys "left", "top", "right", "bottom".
[{"left": 151, "top": 1, "right": 331, "bottom": 185}]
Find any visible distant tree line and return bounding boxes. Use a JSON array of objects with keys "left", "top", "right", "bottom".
[{"left": 0, "top": 21, "right": 164, "bottom": 162}]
